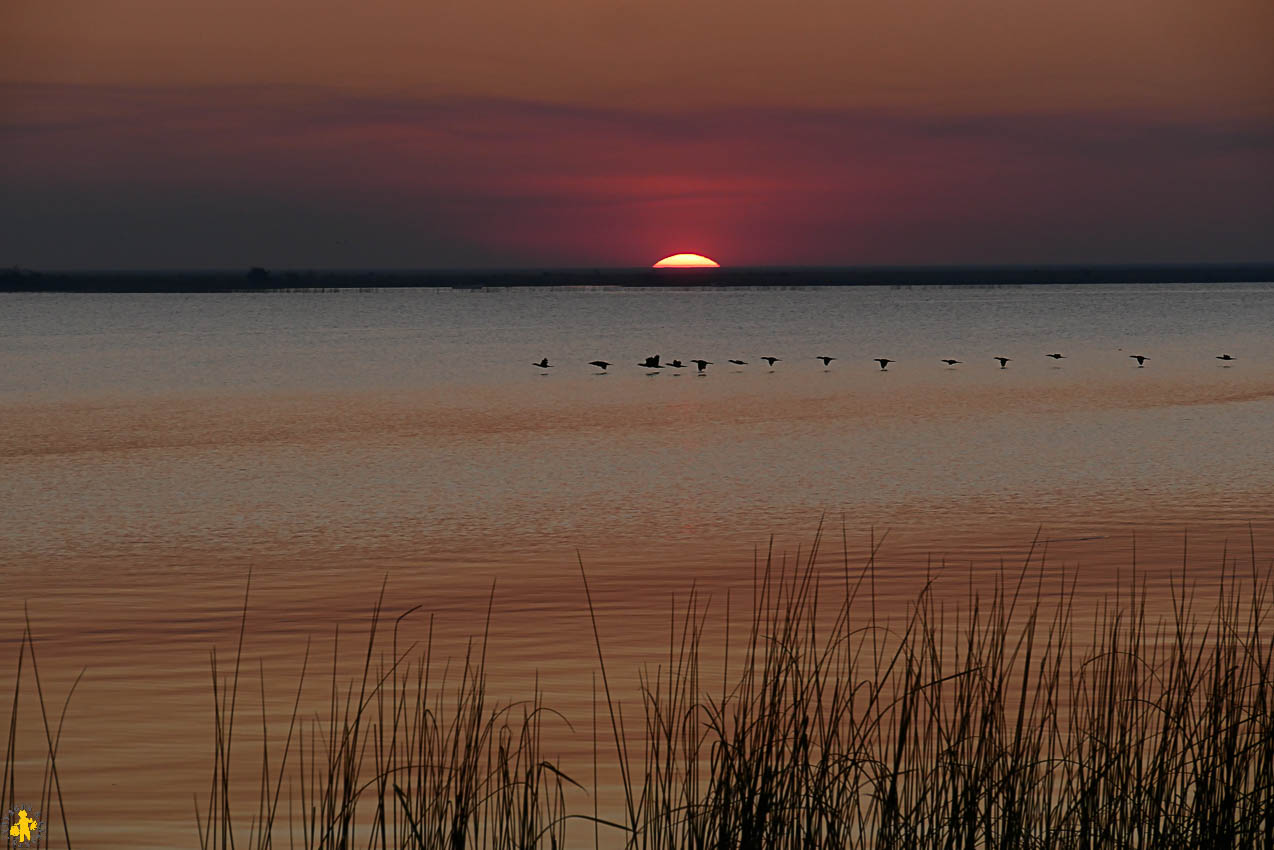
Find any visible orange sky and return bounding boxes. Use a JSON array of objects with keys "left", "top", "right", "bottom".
[
  {"left": 6, "top": 0, "right": 1273, "bottom": 114},
  {"left": 3, "top": 0, "right": 1272, "bottom": 267}
]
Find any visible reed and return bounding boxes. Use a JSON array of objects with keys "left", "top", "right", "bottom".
[
  {"left": 195, "top": 576, "right": 579, "bottom": 850},
  {"left": 8, "top": 528, "right": 1273, "bottom": 848},
  {"left": 3, "top": 608, "right": 80, "bottom": 849},
  {"left": 592, "top": 528, "right": 1274, "bottom": 850}
]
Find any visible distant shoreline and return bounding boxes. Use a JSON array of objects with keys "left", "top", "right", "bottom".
[{"left": 3, "top": 263, "right": 1273, "bottom": 292}]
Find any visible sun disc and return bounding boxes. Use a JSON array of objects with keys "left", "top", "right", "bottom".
[{"left": 653, "top": 253, "right": 720, "bottom": 268}]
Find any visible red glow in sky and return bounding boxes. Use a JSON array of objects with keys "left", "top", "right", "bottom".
[{"left": 2, "top": 0, "right": 1272, "bottom": 268}]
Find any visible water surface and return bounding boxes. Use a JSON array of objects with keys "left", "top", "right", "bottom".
[{"left": 3, "top": 283, "right": 1272, "bottom": 846}]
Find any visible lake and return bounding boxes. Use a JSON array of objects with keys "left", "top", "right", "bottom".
[{"left": 3, "top": 282, "right": 1272, "bottom": 847}]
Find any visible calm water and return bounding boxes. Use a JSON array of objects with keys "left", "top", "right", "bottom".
[{"left": 3, "top": 283, "right": 1273, "bottom": 846}]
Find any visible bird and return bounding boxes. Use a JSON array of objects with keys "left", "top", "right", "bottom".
[
  {"left": 639, "top": 355, "right": 663, "bottom": 369},
  {"left": 589, "top": 360, "right": 612, "bottom": 371},
  {"left": 940, "top": 359, "right": 961, "bottom": 366},
  {"left": 1216, "top": 354, "right": 1236, "bottom": 361},
  {"left": 875, "top": 358, "right": 894, "bottom": 370},
  {"left": 994, "top": 357, "right": 1011, "bottom": 369},
  {"left": 761, "top": 357, "right": 781, "bottom": 367},
  {"left": 728, "top": 359, "right": 748, "bottom": 366},
  {"left": 668, "top": 359, "right": 686, "bottom": 368},
  {"left": 817, "top": 356, "right": 837, "bottom": 368},
  {"left": 1046, "top": 353, "right": 1065, "bottom": 359},
  {"left": 533, "top": 358, "right": 552, "bottom": 369},
  {"left": 691, "top": 359, "right": 713, "bottom": 373},
  {"left": 1130, "top": 355, "right": 1149, "bottom": 367}
]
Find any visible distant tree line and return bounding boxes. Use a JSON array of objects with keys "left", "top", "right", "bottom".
[{"left": 3, "top": 263, "right": 1274, "bottom": 292}]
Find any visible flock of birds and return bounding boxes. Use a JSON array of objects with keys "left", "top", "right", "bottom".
[{"left": 531, "top": 353, "right": 1240, "bottom": 374}]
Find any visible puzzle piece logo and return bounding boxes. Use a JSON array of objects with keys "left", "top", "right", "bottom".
[{"left": 4, "top": 807, "right": 42, "bottom": 846}]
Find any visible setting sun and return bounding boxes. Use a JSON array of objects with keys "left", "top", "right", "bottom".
[{"left": 653, "top": 253, "right": 721, "bottom": 268}]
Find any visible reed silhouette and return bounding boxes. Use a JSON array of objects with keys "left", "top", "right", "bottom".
[
  {"left": 8, "top": 529, "right": 1273, "bottom": 849},
  {"left": 2, "top": 610, "right": 79, "bottom": 849}
]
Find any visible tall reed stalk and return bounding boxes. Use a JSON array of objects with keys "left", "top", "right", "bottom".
[{"left": 3, "top": 608, "right": 80, "bottom": 849}]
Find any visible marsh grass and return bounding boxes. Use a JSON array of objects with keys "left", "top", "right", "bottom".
[
  {"left": 3, "top": 608, "right": 80, "bottom": 849},
  {"left": 592, "top": 528, "right": 1274, "bottom": 849},
  {"left": 8, "top": 527, "right": 1274, "bottom": 848},
  {"left": 195, "top": 577, "right": 580, "bottom": 850}
]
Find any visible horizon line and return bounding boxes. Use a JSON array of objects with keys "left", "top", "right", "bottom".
[{"left": 7, "top": 261, "right": 1274, "bottom": 276}]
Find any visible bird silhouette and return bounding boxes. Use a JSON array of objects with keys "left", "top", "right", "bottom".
[
  {"left": 728, "top": 359, "right": 748, "bottom": 365},
  {"left": 761, "top": 357, "right": 780, "bottom": 366},
  {"left": 941, "top": 359, "right": 961, "bottom": 366},
  {"left": 817, "top": 356, "right": 837, "bottom": 369},
  {"left": 1130, "top": 355, "right": 1149, "bottom": 367},
  {"left": 1216, "top": 354, "right": 1236, "bottom": 361},
  {"left": 1046, "top": 353, "right": 1066, "bottom": 359},
  {"left": 994, "top": 357, "right": 1011, "bottom": 368},
  {"left": 668, "top": 359, "right": 686, "bottom": 368},
  {"left": 589, "top": 360, "right": 612, "bottom": 371},
  {"left": 639, "top": 355, "right": 663, "bottom": 369},
  {"left": 533, "top": 358, "right": 552, "bottom": 369},
  {"left": 875, "top": 358, "right": 894, "bottom": 370},
  {"left": 691, "top": 359, "right": 713, "bottom": 373}
]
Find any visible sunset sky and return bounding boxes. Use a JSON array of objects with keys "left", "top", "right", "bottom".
[{"left": 3, "top": 0, "right": 1272, "bottom": 268}]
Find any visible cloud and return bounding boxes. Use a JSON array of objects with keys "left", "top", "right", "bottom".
[{"left": 3, "top": 84, "right": 1272, "bottom": 267}]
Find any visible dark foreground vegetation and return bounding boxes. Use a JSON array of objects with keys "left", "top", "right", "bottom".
[
  {"left": 4, "top": 263, "right": 1274, "bottom": 292},
  {"left": 7, "top": 530, "right": 1274, "bottom": 848}
]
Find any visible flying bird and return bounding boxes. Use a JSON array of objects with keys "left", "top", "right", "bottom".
[
  {"left": 817, "top": 356, "right": 837, "bottom": 367},
  {"left": 691, "top": 359, "right": 713, "bottom": 372},
  {"left": 940, "top": 359, "right": 961, "bottom": 366},
  {"left": 668, "top": 359, "right": 686, "bottom": 368},
  {"left": 1130, "top": 355, "right": 1149, "bottom": 366},
  {"left": 1216, "top": 354, "right": 1236, "bottom": 361},
  {"left": 875, "top": 358, "right": 894, "bottom": 370},
  {"left": 589, "top": 360, "right": 612, "bottom": 371},
  {"left": 533, "top": 358, "right": 552, "bottom": 369},
  {"left": 761, "top": 357, "right": 780, "bottom": 366},
  {"left": 994, "top": 357, "right": 1011, "bottom": 368},
  {"left": 1046, "top": 353, "right": 1066, "bottom": 359},
  {"left": 639, "top": 355, "right": 663, "bottom": 368},
  {"left": 728, "top": 359, "right": 748, "bottom": 365}
]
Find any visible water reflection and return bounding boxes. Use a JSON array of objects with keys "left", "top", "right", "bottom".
[{"left": 2, "top": 284, "right": 1273, "bottom": 846}]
